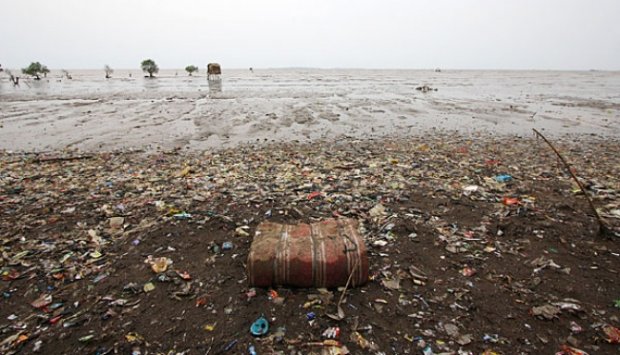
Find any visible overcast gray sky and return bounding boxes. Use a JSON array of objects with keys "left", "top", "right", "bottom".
[{"left": 2, "top": 0, "right": 619, "bottom": 70}]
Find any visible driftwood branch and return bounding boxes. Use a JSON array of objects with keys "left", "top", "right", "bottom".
[
  {"left": 532, "top": 129, "right": 610, "bottom": 236},
  {"left": 33, "top": 155, "right": 94, "bottom": 164}
]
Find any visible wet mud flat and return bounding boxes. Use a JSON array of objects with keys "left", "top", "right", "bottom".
[
  {"left": 1, "top": 133, "right": 620, "bottom": 354},
  {"left": 1, "top": 69, "right": 619, "bottom": 151}
]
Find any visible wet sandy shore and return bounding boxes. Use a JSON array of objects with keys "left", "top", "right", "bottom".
[{"left": 1, "top": 69, "right": 619, "bottom": 152}]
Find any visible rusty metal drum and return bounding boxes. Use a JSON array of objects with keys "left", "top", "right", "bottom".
[{"left": 247, "top": 218, "right": 368, "bottom": 288}]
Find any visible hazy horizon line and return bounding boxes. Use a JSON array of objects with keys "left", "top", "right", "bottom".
[{"left": 2, "top": 66, "right": 618, "bottom": 73}]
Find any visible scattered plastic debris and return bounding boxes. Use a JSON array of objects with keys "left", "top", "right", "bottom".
[{"left": 0, "top": 135, "right": 618, "bottom": 354}]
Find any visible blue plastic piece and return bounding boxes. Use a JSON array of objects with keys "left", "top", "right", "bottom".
[
  {"left": 495, "top": 174, "right": 513, "bottom": 183},
  {"left": 250, "top": 316, "right": 269, "bottom": 337}
]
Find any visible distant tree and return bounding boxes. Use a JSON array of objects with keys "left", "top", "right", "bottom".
[
  {"left": 61, "top": 69, "right": 72, "bottom": 79},
  {"left": 140, "top": 59, "right": 159, "bottom": 78},
  {"left": 104, "top": 64, "right": 113, "bottom": 79},
  {"left": 22, "top": 62, "right": 47, "bottom": 80},
  {"left": 41, "top": 65, "right": 50, "bottom": 78},
  {"left": 185, "top": 65, "right": 198, "bottom": 76}
]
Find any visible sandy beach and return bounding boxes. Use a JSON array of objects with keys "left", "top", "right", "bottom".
[
  {"left": 1, "top": 69, "right": 619, "bottom": 151},
  {"left": 1, "top": 70, "right": 620, "bottom": 354}
]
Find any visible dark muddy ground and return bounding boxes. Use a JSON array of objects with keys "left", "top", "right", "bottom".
[{"left": 1, "top": 133, "right": 620, "bottom": 354}]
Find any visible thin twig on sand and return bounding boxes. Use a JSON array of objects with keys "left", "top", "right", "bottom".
[
  {"left": 33, "top": 155, "right": 94, "bottom": 164},
  {"left": 337, "top": 257, "right": 360, "bottom": 312},
  {"left": 532, "top": 128, "right": 611, "bottom": 236}
]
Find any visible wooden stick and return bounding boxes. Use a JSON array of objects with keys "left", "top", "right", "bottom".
[
  {"left": 532, "top": 129, "right": 610, "bottom": 236},
  {"left": 33, "top": 155, "right": 93, "bottom": 163},
  {"left": 337, "top": 257, "right": 360, "bottom": 309}
]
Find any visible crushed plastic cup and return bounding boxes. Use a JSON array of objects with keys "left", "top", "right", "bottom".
[
  {"left": 173, "top": 212, "right": 192, "bottom": 220},
  {"left": 31, "top": 294, "right": 53, "bottom": 309},
  {"left": 483, "top": 334, "right": 499, "bottom": 343},
  {"left": 569, "top": 321, "right": 583, "bottom": 333},
  {"left": 556, "top": 344, "right": 589, "bottom": 355},
  {"left": 146, "top": 256, "right": 173, "bottom": 273},
  {"left": 322, "top": 327, "right": 340, "bottom": 339},
  {"left": 462, "top": 266, "right": 476, "bottom": 277},
  {"left": 246, "top": 288, "right": 257, "bottom": 300},
  {"left": 268, "top": 289, "right": 279, "bottom": 299},
  {"left": 603, "top": 324, "right": 620, "bottom": 343},
  {"left": 222, "top": 241, "right": 234, "bottom": 251},
  {"left": 176, "top": 271, "right": 192, "bottom": 280},
  {"left": 502, "top": 197, "right": 520, "bottom": 206}
]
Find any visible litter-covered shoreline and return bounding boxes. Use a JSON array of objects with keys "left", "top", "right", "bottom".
[{"left": 1, "top": 133, "right": 620, "bottom": 354}]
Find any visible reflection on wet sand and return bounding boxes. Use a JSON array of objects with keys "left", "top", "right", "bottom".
[
  {"left": 208, "top": 79, "right": 222, "bottom": 95},
  {"left": 142, "top": 77, "right": 161, "bottom": 91}
]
